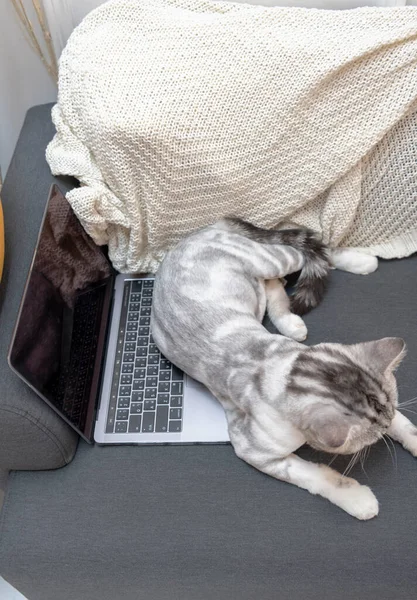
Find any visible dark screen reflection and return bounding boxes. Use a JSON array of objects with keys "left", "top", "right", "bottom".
[{"left": 10, "top": 186, "right": 112, "bottom": 434}]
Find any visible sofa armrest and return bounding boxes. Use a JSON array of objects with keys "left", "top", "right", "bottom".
[{"left": 0, "top": 105, "right": 78, "bottom": 470}]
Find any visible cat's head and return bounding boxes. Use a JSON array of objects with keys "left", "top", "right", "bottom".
[{"left": 286, "top": 337, "right": 406, "bottom": 454}]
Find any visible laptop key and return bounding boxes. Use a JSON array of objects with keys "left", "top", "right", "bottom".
[
  {"left": 170, "top": 408, "right": 182, "bottom": 420},
  {"left": 130, "top": 303, "right": 140, "bottom": 312},
  {"left": 142, "top": 412, "right": 155, "bottom": 432},
  {"left": 124, "top": 342, "right": 135, "bottom": 352},
  {"left": 142, "top": 298, "right": 152, "bottom": 306},
  {"left": 171, "top": 382, "right": 183, "bottom": 396},
  {"left": 106, "top": 405, "right": 116, "bottom": 433},
  {"left": 170, "top": 396, "right": 182, "bottom": 408},
  {"left": 127, "top": 322, "right": 138, "bottom": 331},
  {"left": 171, "top": 365, "right": 184, "bottom": 381},
  {"left": 121, "top": 374, "right": 132, "bottom": 385},
  {"left": 139, "top": 326, "right": 150, "bottom": 336},
  {"left": 130, "top": 403, "right": 143, "bottom": 414},
  {"left": 132, "top": 391, "right": 143, "bottom": 402},
  {"left": 128, "top": 415, "right": 142, "bottom": 433},
  {"left": 143, "top": 288, "right": 153, "bottom": 297},
  {"left": 120, "top": 386, "right": 131, "bottom": 396},
  {"left": 149, "top": 344, "right": 159, "bottom": 354},
  {"left": 159, "top": 371, "right": 170, "bottom": 381},
  {"left": 157, "top": 393, "right": 169, "bottom": 405},
  {"left": 128, "top": 312, "right": 139, "bottom": 322},
  {"left": 168, "top": 421, "right": 182, "bottom": 433},
  {"left": 145, "top": 388, "right": 157, "bottom": 399},
  {"left": 144, "top": 399, "right": 156, "bottom": 411},
  {"left": 137, "top": 337, "right": 148, "bottom": 347},
  {"left": 158, "top": 382, "right": 170, "bottom": 393},
  {"left": 133, "top": 380, "right": 145, "bottom": 391},
  {"left": 125, "top": 332, "right": 137, "bottom": 342},
  {"left": 115, "top": 421, "right": 128, "bottom": 433},
  {"left": 122, "top": 364, "right": 134, "bottom": 373},
  {"left": 143, "top": 280, "right": 154, "bottom": 287},
  {"left": 148, "top": 355, "right": 159, "bottom": 365},
  {"left": 106, "top": 417, "right": 115, "bottom": 433},
  {"left": 155, "top": 406, "right": 169, "bottom": 432},
  {"left": 118, "top": 397, "right": 130, "bottom": 408},
  {"left": 136, "top": 347, "right": 147, "bottom": 358},
  {"left": 140, "top": 307, "right": 151, "bottom": 316},
  {"left": 131, "top": 281, "right": 142, "bottom": 293},
  {"left": 134, "top": 368, "right": 146, "bottom": 379},
  {"left": 140, "top": 317, "right": 150, "bottom": 326},
  {"left": 146, "top": 377, "right": 158, "bottom": 387},
  {"left": 123, "top": 353, "right": 135, "bottom": 363},
  {"left": 147, "top": 365, "right": 158, "bottom": 376},
  {"left": 135, "top": 357, "right": 146, "bottom": 368},
  {"left": 160, "top": 359, "right": 172, "bottom": 370},
  {"left": 117, "top": 409, "right": 129, "bottom": 420},
  {"left": 130, "top": 294, "right": 141, "bottom": 303}
]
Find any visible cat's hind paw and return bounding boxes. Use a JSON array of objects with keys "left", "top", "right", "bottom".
[
  {"left": 276, "top": 314, "right": 308, "bottom": 342},
  {"left": 330, "top": 249, "right": 378, "bottom": 275}
]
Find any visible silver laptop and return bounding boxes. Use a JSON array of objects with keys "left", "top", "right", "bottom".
[{"left": 8, "top": 185, "right": 229, "bottom": 445}]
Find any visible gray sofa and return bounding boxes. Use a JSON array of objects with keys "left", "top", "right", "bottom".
[{"left": 1, "top": 104, "right": 417, "bottom": 600}]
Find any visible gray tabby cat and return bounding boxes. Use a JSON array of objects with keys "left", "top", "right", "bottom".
[{"left": 151, "top": 218, "right": 417, "bottom": 520}]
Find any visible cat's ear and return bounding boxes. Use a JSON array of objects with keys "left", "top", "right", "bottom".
[
  {"left": 307, "top": 407, "right": 351, "bottom": 449},
  {"left": 356, "top": 337, "right": 406, "bottom": 373}
]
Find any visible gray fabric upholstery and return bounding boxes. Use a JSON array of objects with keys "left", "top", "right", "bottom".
[
  {"left": 1, "top": 103, "right": 417, "bottom": 600},
  {"left": 1, "top": 251, "right": 417, "bottom": 598},
  {"left": 0, "top": 104, "right": 78, "bottom": 470}
]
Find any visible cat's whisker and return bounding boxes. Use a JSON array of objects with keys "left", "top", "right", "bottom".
[
  {"left": 350, "top": 451, "right": 361, "bottom": 476},
  {"left": 359, "top": 447, "right": 369, "bottom": 477},
  {"left": 399, "top": 407, "right": 417, "bottom": 416},
  {"left": 342, "top": 453, "right": 355, "bottom": 477},
  {"left": 381, "top": 434, "right": 396, "bottom": 470},
  {"left": 343, "top": 451, "right": 360, "bottom": 477},
  {"left": 327, "top": 453, "right": 339, "bottom": 467},
  {"left": 386, "top": 435, "right": 398, "bottom": 469},
  {"left": 398, "top": 396, "right": 417, "bottom": 408}
]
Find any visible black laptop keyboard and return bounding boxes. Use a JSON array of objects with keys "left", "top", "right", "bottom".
[{"left": 105, "top": 279, "right": 184, "bottom": 435}]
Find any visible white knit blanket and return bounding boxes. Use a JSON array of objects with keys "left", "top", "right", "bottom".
[{"left": 46, "top": 0, "right": 417, "bottom": 273}]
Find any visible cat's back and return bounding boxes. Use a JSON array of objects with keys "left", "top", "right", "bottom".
[
  {"left": 152, "top": 223, "right": 264, "bottom": 354},
  {"left": 159, "top": 224, "right": 249, "bottom": 276},
  {"left": 152, "top": 223, "right": 269, "bottom": 382}
]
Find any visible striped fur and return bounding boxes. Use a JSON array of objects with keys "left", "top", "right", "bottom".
[
  {"left": 152, "top": 218, "right": 414, "bottom": 520},
  {"left": 288, "top": 345, "right": 396, "bottom": 439},
  {"left": 222, "top": 218, "right": 330, "bottom": 315}
]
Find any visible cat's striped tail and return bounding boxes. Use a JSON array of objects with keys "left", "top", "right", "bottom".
[{"left": 218, "top": 217, "right": 331, "bottom": 315}]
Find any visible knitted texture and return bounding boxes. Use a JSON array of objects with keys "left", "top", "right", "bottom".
[{"left": 46, "top": 0, "right": 417, "bottom": 273}]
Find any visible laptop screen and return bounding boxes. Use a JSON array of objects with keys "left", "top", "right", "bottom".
[{"left": 9, "top": 185, "right": 114, "bottom": 441}]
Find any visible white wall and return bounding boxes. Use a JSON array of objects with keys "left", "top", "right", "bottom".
[
  {"left": 43, "top": 0, "right": 104, "bottom": 58},
  {"left": 0, "top": 1, "right": 57, "bottom": 179}
]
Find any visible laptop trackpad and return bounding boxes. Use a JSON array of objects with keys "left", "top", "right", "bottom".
[
  {"left": 186, "top": 375, "right": 211, "bottom": 392},
  {"left": 183, "top": 375, "right": 230, "bottom": 443}
]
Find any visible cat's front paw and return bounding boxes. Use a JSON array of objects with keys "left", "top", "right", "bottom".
[
  {"left": 403, "top": 437, "right": 417, "bottom": 458},
  {"left": 334, "top": 481, "right": 379, "bottom": 520},
  {"left": 277, "top": 314, "right": 308, "bottom": 342}
]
